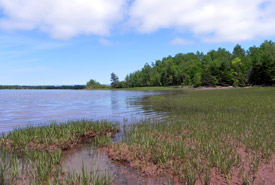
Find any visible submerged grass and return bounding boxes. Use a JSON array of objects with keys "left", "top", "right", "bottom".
[
  {"left": 0, "top": 120, "right": 118, "bottom": 185},
  {"left": 109, "top": 87, "right": 275, "bottom": 184}
]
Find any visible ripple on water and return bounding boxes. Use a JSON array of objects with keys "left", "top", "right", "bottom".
[{"left": 0, "top": 90, "right": 166, "bottom": 132}]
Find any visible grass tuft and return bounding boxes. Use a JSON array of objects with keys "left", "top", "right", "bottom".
[{"left": 0, "top": 120, "right": 118, "bottom": 184}]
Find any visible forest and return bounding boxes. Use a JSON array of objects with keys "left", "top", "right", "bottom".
[
  {"left": 2, "top": 41, "right": 275, "bottom": 90},
  {"left": 111, "top": 40, "right": 275, "bottom": 88},
  {"left": 0, "top": 85, "right": 86, "bottom": 90}
]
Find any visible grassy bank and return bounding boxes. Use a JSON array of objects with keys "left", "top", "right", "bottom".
[
  {"left": 108, "top": 87, "right": 275, "bottom": 184},
  {"left": 0, "top": 120, "right": 118, "bottom": 184}
]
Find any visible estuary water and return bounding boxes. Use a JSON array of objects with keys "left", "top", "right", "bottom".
[
  {"left": 0, "top": 90, "right": 173, "bottom": 184},
  {"left": 0, "top": 90, "right": 163, "bottom": 132}
]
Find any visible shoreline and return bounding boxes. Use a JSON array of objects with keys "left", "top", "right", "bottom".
[
  {"left": 1, "top": 85, "right": 272, "bottom": 91},
  {"left": 1, "top": 87, "right": 275, "bottom": 184}
]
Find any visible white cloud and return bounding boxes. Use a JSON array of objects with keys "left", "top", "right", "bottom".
[
  {"left": 170, "top": 38, "right": 194, "bottom": 46},
  {"left": 0, "top": 0, "right": 275, "bottom": 42},
  {"left": 129, "top": 0, "right": 275, "bottom": 42},
  {"left": 0, "top": 0, "right": 127, "bottom": 39}
]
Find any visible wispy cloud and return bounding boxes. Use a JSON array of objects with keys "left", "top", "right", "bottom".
[
  {"left": 9, "top": 66, "right": 49, "bottom": 73},
  {"left": 0, "top": 34, "right": 70, "bottom": 58},
  {"left": 33, "top": 42, "right": 70, "bottom": 50},
  {"left": 170, "top": 38, "right": 194, "bottom": 46}
]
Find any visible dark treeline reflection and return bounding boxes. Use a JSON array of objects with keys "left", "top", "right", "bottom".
[{"left": 115, "top": 40, "right": 275, "bottom": 88}]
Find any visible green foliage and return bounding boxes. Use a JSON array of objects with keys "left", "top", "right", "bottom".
[
  {"left": 248, "top": 41, "right": 275, "bottom": 85},
  {"left": 109, "top": 40, "right": 275, "bottom": 88},
  {"left": 110, "top": 72, "right": 120, "bottom": 88},
  {"left": 193, "top": 72, "right": 202, "bottom": 87},
  {"left": 86, "top": 79, "right": 106, "bottom": 89},
  {"left": 183, "top": 75, "right": 191, "bottom": 86},
  {"left": 231, "top": 57, "right": 245, "bottom": 86}
]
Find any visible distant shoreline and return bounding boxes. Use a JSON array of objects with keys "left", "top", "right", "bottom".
[
  {"left": 0, "top": 85, "right": 86, "bottom": 90},
  {"left": 1, "top": 85, "right": 273, "bottom": 91}
]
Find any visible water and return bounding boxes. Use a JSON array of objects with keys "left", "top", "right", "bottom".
[
  {"left": 0, "top": 89, "right": 171, "bottom": 184},
  {"left": 0, "top": 90, "right": 163, "bottom": 132},
  {"left": 62, "top": 145, "right": 172, "bottom": 185}
]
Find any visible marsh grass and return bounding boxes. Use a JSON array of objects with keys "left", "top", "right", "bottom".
[
  {"left": 0, "top": 120, "right": 118, "bottom": 184},
  {"left": 1, "top": 88, "right": 274, "bottom": 184},
  {"left": 109, "top": 87, "right": 275, "bottom": 184}
]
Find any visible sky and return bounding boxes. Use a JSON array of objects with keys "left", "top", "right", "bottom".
[{"left": 0, "top": 0, "right": 275, "bottom": 85}]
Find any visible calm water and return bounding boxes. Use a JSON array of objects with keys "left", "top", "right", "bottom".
[
  {"left": 0, "top": 90, "right": 163, "bottom": 132},
  {"left": 62, "top": 145, "right": 173, "bottom": 185},
  {"left": 0, "top": 89, "right": 172, "bottom": 184}
]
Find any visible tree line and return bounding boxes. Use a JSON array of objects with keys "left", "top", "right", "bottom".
[
  {"left": 0, "top": 85, "right": 86, "bottom": 90},
  {"left": 111, "top": 40, "right": 275, "bottom": 88}
]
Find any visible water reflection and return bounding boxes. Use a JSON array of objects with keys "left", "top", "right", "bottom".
[
  {"left": 0, "top": 90, "right": 164, "bottom": 132},
  {"left": 111, "top": 91, "right": 120, "bottom": 113},
  {"left": 62, "top": 144, "right": 173, "bottom": 185}
]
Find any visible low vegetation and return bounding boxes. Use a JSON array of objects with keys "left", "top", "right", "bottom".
[
  {"left": 86, "top": 79, "right": 108, "bottom": 89},
  {"left": 0, "top": 120, "right": 118, "bottom": 184},
  {"left": 108, "top": 87, "right": 275, "bottom": 184}
]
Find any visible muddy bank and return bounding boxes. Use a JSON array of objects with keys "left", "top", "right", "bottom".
[
  {"left": 62, "top": 145, "right": 173, "bottom": 185},
  {"left": 0, "top": 121, "right": 120, "bottom": 184},
  {"left": 104, "top": 143, "right": 275, "bottom": 185}
]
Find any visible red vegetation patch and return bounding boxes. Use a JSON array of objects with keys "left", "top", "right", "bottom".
[
  {"left": 105, "top": 143, "right": 275, "bottom": 185},
  {"left": 107, "top": 144, "right": 160, "bottom": 176}
]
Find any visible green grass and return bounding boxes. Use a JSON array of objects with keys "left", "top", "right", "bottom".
[
  {"left": 110, "top": 87, "right": 275, "bottom": 184},
  {"left": 1, "top": 87, "right": 274, "bottom": 184},
  {"left": 0, "top": 120, "right": 118, "bottom": 185}
]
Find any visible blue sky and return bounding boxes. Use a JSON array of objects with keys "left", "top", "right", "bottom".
[{"left": 0, "top": 0, "right": 275, "bottom": 85}]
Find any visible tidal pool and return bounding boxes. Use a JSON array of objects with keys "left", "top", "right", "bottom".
[{"left": 62, "top": 145, "right": 172, "bottom": 185}]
